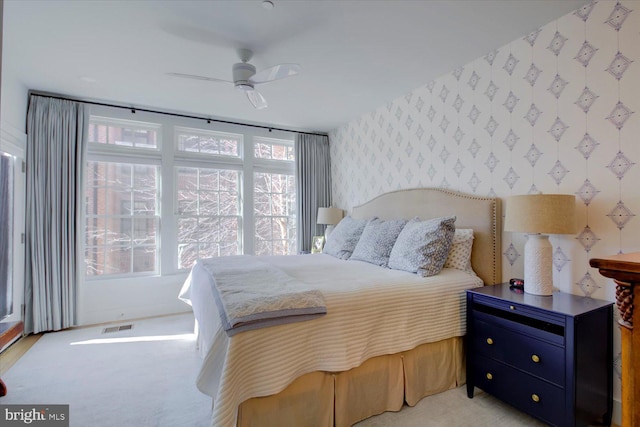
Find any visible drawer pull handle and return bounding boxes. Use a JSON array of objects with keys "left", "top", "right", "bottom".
[
  {"left": 531, "top": 354, "right": 540, "bottom": 363},
  {"left": 531, "top": 394, "right": 540, "bottom": 403},
  {"left": 510, "top": 305, "right": 516, "bottom": 310},
  {"left": 486, "top": 373, "right": 493, "bottom": 380},
  {"left": 486, "top": 338, "right": 494, "bottom": 345}
]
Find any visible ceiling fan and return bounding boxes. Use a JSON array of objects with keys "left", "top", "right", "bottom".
[{"left": 167, "top": 48, "right": 300, "bottom": 110}]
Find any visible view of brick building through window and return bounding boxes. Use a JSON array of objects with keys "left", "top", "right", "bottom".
[{"left": 85, "top": 123, "right": 159, "bottom": 276}]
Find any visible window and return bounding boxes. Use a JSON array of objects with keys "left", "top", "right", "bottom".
[
  {"left": 254, "top": 172, "right": 296, "bottom": 256},
  {"left": 253, "top": 137, "right": 296, "bottom": 256},
  {"left": 89, "top": 117, "right": 159, "bottom": 149},
  {"left": 176, "top": 167, "right": 241, "bottom": 269},
  {"left": 254, "top": 138, "right": 295, "bottom": 161},
  {"left": 85, "top": 118, "right": 161, "bottom": 278},
  {"left": 84, "top": 111, "right": 297, "bottom": 279},
  {"left": 85, "top": 161, "right": 159, "bottom": 276},
  {"left": 175, "top": 127, "right": 240, "bottom": 157}
]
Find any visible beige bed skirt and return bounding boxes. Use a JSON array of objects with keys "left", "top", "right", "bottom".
[{"left": 237, "top": 336, "right": 465, "bottom": 427}]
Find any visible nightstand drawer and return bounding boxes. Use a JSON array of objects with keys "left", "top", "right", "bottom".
[
  {"left": 473, "top": 304, "right": 565, "bottom": 346},
  {"left": 473, "top": 318, "right": 565, "bottom": 386},
  {"left": 472, "top": 294, "right": 565, "bottom": 324},
  {"left": 473, "top": 355, "right": 565, "bottom": 427}
]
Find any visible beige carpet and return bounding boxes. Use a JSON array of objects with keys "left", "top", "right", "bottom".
[{"left": 1, "top": 313, "right": 546, "bottom": 426}]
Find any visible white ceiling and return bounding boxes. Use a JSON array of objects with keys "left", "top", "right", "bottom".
[{"left": 3, "top": 0, "right": 587, "bottom": 133}]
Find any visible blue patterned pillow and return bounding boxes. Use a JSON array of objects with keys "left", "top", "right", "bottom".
[
  {"left": 350, "top": 218, "right": 408, "bottom": 267},
  {"left": 322, "top": 216, "right": 369, "bottom": 260},
  {"left": 388, "top": 216, "right": 456, "bottom": 277}
]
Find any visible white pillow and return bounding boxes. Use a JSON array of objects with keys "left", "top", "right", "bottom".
[{"left": 444, "top": 228, "right": 474, "bottom": 273}]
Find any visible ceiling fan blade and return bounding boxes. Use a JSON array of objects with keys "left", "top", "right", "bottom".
[
  {"left": 249, "top": 64, "right": 301, "bottom": 84},
  {"left": 246, "top": 89, "right": 268, "bottom": 110},
  {"left": 166, "top": 72, "right": 232, "bottom": 84}
]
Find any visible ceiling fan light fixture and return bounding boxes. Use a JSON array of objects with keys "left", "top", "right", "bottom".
[
  {"left": 235, "top": 83, "right": 254, "bottom": 92},
  {"left": 262, "top": 1, "right": 274, "bottom": 10},
  {"left": 233, "top": 62, "right": 257, "bottom": 83},
  {"left": 169, "top": 48, "right": 298, "bottom": 110}
]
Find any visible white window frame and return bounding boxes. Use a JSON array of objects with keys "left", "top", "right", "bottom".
[
  {"left": 84, "top": 115, "right": 163, "bottom": 280},
  {"left": 252, "top": 137, "right": 297, "bottom": 256},
  {"left": 83, "top": 105, "right": 297, "bottom": 281},
  {"left": 0, "top": 125, "right": 26, "bottom": 324},
  {"left": 174, "top": 165, "right": 243, "bottom": 270},
  {"left": 84, "top": 160, "right": 161, "bottom": 279}
]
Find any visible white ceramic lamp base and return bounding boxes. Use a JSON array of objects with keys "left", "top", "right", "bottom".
[{"left": 523, "top": 234, "right": 553, "bottom": 296}]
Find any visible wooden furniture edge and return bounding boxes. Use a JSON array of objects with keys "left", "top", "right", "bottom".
[{"left": 590, "top": 252, "right": 640, "bottom": 427}]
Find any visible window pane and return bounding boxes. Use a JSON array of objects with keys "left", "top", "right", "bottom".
[
  {"left": 178, "top": 243, "right": 198, "bottom": 270},
  {"left": 175, "top": 127, "right": 240, "bottom": 157},
  {"left": 177, "top": 218, "right": 198, "bottom": 243},
  {"left": 254, "top": 240, "right": 272, "bottom": 257},
  {"left": 219, "top": 217, "right": 239, "bottom": 242},
  {"left": 133, "top": 218, "right": 156, "bottom": 244},
  {"left": 133, "top": 246, "right": 156, "bottom": 273},
  {"left": 220, "top": 242, "right": 238, "bottom": 257},
  {"left": 255, "top": 217, "right": 272, "bottom": 240},
  {"left": 220, "top": 170, "right": 239, "bottom": 192},
  {"left": 175, "top": 166, "right": 241, "bottom": 269},
  {"left": 105, "top": 245, "right": 132, "bottom": 275},
  {"left": 199, "top": 170, "right": 219, "bottom": 191},
  {"left": 88, "top": 121, "right": 159, "bottom": 149},
  {"left": 198, "top": 217, "right": 218, "bottom": 243},
  {"left": 254, "top": 137, "right": 294, "bottom": 161},
  {"left": 199, "top": 243, "right": 219, "bottom": 260},
  {"left": 85, "top": 160, "right": 159, "bottom": 277},
  {"left": 254, "top": 172, "right": 297, "bottom": 256},
  {"left": 254, "top": 192, "right": 270, "bottom": 215},
  {"left": 199, "top": 193, "right": 218, "bottom": 216}
]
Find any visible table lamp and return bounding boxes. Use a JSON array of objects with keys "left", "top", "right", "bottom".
[
  {"left": 504, "top": 194, "right": 576, "bottom": 296},
  {"left": 317, "top": 207, "right": 343, "bottom": 238}
]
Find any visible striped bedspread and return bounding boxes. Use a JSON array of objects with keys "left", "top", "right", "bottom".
[
  {"left": 199, "top": 256, "right": 326, "bottom": 336},
  {"left": 179, "top": 254, "right": 483, "bottom": 427}
]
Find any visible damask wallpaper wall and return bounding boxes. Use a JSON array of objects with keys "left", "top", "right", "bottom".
[{"left": 329, "top": 0, "right": 639, "bottom": 399}]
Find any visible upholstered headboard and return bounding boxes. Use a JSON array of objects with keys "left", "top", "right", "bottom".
[{"left": 351, "top": 188, "right": 502, "bottom": 285}]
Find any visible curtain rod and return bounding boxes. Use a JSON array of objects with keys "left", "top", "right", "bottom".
[{"left": 30, "top": 92, "right": 328, "bottom": 138}]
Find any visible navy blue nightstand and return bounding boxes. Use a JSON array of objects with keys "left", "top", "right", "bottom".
[{"left": 466, "top": 284, "right": 613, "bottom": 427}]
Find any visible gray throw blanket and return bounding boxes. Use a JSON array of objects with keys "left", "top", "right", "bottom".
[{"left": 199, "top": 256, "right": 327, "bottom": 336}]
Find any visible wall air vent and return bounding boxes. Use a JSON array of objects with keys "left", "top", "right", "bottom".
[{"left": 102, "top": 324, "right": 133, "bottom": 334}]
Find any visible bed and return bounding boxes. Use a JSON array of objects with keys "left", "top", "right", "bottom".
[{"left": 179, "top": 188, "right": 502, "bottom": 427}]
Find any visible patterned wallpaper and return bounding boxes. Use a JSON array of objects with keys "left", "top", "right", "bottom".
[{"left": 329, "top": 0, "right": 639, "bottom": 392}]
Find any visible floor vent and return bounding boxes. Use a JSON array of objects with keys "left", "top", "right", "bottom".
[{"left": 102, "top": 324, "right": 133, "bottom": 334}]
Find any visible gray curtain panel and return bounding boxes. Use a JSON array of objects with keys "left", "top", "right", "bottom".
[
  {"left": 295, "top": 133, "right": 331, "bottom": 252},
  {"left": 24, "top": 95, "right": 87, "bottom": 334}
]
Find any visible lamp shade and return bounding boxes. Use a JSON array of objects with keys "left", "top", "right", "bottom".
[
  {"left": 317, "top": 207, "right": 343, "bottom": 225},
  {"left": 504, "top": 194, "right": 576, "bottom": 235}
]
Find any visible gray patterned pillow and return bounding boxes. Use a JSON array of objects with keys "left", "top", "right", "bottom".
[
  {"left": 322, "top": 216, "right": 370, "bottom": 260},
  {"left": 388, "top": 216, "right": 456, "bottom": 277},
  {"left": 350, "top": 218, "right": 408, "bottom": 267}
]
